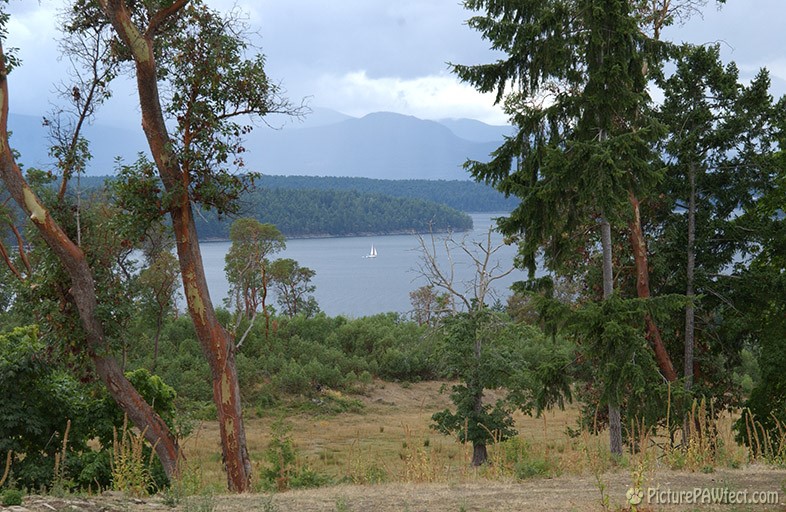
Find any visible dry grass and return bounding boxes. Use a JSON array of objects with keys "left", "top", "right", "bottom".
[
  {"left": 179, "top": 381, "right": 587, "bottom": 491},
  {"left": 176, "top": 381, "right": 770, "bottom": 492},
  {"left": 16, "top": 382, "right": 786, "bottom": 512}
]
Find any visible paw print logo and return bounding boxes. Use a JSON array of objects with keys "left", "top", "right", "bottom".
[{"left": 626, "top": 487, "right": 643, "bottom": 506}]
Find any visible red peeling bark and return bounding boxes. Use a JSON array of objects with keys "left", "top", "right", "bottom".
[
  {"left": 99, "top": 0, "right": 251, "bottom": 491},
  {"left": 0, "top": 42, "right": 182, "bottom": 479},
  {"left": 628, "top": 191, "right": 678, "bottom": 382}
]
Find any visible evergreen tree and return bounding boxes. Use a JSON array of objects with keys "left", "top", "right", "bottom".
[
  {"left": 655, "top": 44, "right": 777, "bottom": 390},
  {"left": 454, "top": 0, "right": 668, "bottom": 455},
  {"left": 655, "top": 44, "right": 784, "bottom": 440}
]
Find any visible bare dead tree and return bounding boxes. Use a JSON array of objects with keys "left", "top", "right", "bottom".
[{"left": 415, "top": 226, "right": 514, "bottom": 312}]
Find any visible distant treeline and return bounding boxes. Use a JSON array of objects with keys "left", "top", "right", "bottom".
[
  {"left": 42, "top": 175, "right": 475, "bottom": 239},
  {"left": 197, "top": 187, "right": 472, "bottom": 239},
  {"left": 255, "top": 175, "right": 518, "bottom": 213}
]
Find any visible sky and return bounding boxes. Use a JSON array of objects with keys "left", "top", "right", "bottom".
[{"left": 4, "top": 1, "right": 786, "bottom": 128}]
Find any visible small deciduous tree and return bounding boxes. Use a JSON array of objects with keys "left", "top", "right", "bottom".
[
  {"left": 136, "top": 246, "right": 180, "bottom": 372},
  {"left": 409, "top": 285, "right": 452, "bottom": 326},
  {"left": 225, "top": 218, "right": 286, "bottom": 330},
  {"left": 416, "top": 228, "right": 530, "bottom": 465},
  {"left": 269, "top": 258, "right": 319, "bottom": 318}
]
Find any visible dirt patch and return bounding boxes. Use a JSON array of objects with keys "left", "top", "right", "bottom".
[
  {"left": 15, "top": 466, "right": 784, "bottom": 512},
  {"left": 222, "top": 466, "right": 785, "bottom": 512}
]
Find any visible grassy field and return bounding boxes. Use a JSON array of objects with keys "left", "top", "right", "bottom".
[
  {"left": 18, "top": 380, "right": 785, "bottom": 512},
  {"left": 182, "top": 381, "right": 582, "bottom": 489},
  {"left": 157, "top": 380, "right": 785, "bottom": 512}
]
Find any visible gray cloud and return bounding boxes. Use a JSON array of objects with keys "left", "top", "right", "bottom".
[{"left": 3, "top": 1, "right": 785, "bottom": 127}]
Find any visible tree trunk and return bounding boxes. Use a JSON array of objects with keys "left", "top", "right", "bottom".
[
  {"left": 261, "top": 268, "right": 271, "bottom": 338},
  {"left": 471, "top": 378, "right": 487, "bottom": 466},
  {"left": 471, "top": 330, "right": 487, "bottom": 466},
  {"left": 0, "top": 51, "right": 181, "bottom": 479},
  {"left": 600, "top": 216, "right": 623, "bottom": 457},
  {"left": 628, "top": 191, "right": 678, "bottom": 382},
  {"left": 152, "top": 312, "right": 162, "bottom": 373},
  {"left": 171, "top": 206, "right": 252, "bottom": 490},
  {"left": 684, "top": 163, "right": 696, "bottom": 390},
  {"left": 600, "top": 218, "right": 614, "bottom": 300},
  {"left": 608, "top": 402, "right": 623, "bottom": 456},
  {"left": 682, "top": 162, "right": 697, "bottom": 444},
  {"left": 99, "top": 2, "right": 252, "bottom": 491},
  {"left": 471, "top": 443, "right": 488, "bottom": 467}
]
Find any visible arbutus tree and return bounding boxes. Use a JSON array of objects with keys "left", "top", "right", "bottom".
[
  {"left": 0, "top": 0, "right": 306, "bottom": 491},
  {"left": 0, "top": 14, "right": 183, "bottom": 481},
  {"left": 268, "top": 257, "right": 319, "bottom": 319},
  {"left": 224, "top": 218, "right": 286, "bottom": 335},
  {"left": 84, "top": 0, "right": 305, "bottom": 491}
]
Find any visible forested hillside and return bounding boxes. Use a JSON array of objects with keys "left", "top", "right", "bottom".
[
  {"left": 56, "top": 175, "right": 512, "bottom": 239},
  {"left": 254, "top": 175, "right": 518, "bottom": 212},
  {"left": 78, "top": 174, "right": 516, "bottom": 213},
  {"left": 45, "top": 176, "right": 472, "bottom": 239},
  {"left": 196, "top": 187, "right": 473, "bottom": 238}
]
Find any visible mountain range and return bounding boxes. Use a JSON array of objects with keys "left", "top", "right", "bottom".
[{"left": 8, "top": 108, "right": 512, "bottom": 181}]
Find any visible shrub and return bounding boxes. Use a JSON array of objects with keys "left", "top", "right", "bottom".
[
  {"left": 260, "top": 419, "right": 331, "bottom": 491},
  {"left": 1, "top": 489, "right": 23, "bottom": 507}
]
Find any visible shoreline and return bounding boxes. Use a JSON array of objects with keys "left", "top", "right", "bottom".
[{"left": 197, "top": 226, "right": 473, "bottom": 243}]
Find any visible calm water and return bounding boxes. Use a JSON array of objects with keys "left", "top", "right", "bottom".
[{"left": 198, "top": 213, "right": 529, "bottom": 318}]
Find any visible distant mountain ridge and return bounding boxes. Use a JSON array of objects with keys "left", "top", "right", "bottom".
[
  {"left": 246, "top": 111, "right": 506, "bottom": 180},
  {"left": 8, "top": 108, "right": 512, "bottom": 181}
]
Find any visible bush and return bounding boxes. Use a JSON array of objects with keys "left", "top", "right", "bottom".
[
  {"left": 0, "top": 326, "right": 182, "bottom": 492},
  {"left": 260, "top": 419, "right": 331, "bottom": 491},
  {"left": 0, "top": 326, "right": 95, "bottom": 490},
  {"left": 1, "top": 489, "right": 23, "bottom": 507}
]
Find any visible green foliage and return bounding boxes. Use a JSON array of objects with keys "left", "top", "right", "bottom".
[
  {"left": 224, "top": 218, "right": 285, "bottom": 317},
  {"left": 455, "top": 0, "right": 663, "bottom": 275},
  {"left": 732, "top": 255, "right": 786, "bottom": 455},
  {"left": 140, "top": 312, "right": 434, "bottom": 411},
  {"left": 195, "top": 187, "right": 473, "bottom": 239},
  {"left": 110, "top": 156, "right": 173, "bottom": 240},
  {"left": 0, "top": 325, "right": 93, "bottom": 490},
  {"left": 569, "top": 297, "right": 666, "bottom": 411},
  {"left": 250, "top": 175, "right": 517, "bottom": 213},
  {"left": 269, "top": 258, "right": 319, "bottom": 318},
  {"left": 430, "top": 312, "right": 573, "bottom": 457},
  {"left": 260, "top": 419, "right": 331, "bottom": 491},
  {"left": 160, "top": 1, "right": 285, "bottom": 216},
  {"left": 1, "top": 489, "right": 23, "bottom": 506},
  {"left": 4, "top": 180, "right": 143, "bottom": 371},
  {"left": 0, "top": 325, "right": 181, "bottom": 492}
]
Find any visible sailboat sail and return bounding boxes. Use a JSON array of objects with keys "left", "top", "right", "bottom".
[{"left": 365, "top": 244, "right": 377, "bottom": 258}]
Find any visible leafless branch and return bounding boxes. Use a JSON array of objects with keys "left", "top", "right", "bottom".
[{"left": 414, "top": 225, "right": 515, "bottom": 313}]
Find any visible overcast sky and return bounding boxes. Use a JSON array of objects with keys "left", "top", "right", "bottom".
[{"left": 4, "top": 1, "right": 786, "bottom": 127}]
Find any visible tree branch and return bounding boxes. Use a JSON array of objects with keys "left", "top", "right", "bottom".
[
  {"left": 146, "top": 0, "right": 191, "bottom": 37},
  {"left": 0, "top": 239, "right": 23, "bottom": 281},
  {"left": 9, "top": 223, "right": 31, "bottom": 274}
]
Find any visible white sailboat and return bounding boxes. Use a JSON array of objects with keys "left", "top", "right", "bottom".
[{"left": 364, "top": 244, "right": 378, "bottom": 258}]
